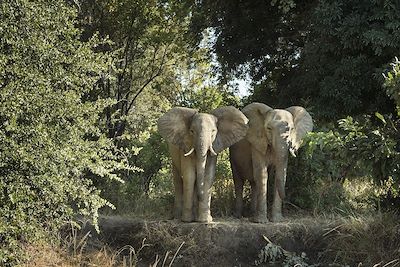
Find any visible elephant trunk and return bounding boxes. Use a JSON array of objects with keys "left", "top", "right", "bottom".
[
  {"left": 196, "top": 153, "right": 207, "bottom": 201},
  {"left": 195, "top": 135, "right": 210, "bottom": 201},
  {"left": 277, "top": 176, "right": 286, "bottom": 199},
  {"left": 275, "top": 161, "right": 287, "bottom": 199},
  {"left": 275, "top": 137, "right": 288, "bottom": 200}
]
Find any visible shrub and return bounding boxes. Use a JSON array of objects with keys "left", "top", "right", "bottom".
[
  {"left": 287, "top": 114, "right": 400, "bottom": 213},
  {"left": 0, "top": 0, "right": 129, "bottom": 265},
  {"left": 384, "top": 57, "right": 400, "bottom": 115}
]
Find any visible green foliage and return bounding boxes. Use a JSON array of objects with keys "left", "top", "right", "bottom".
[
  {"left": 73, "top": 0, "right": 196, "bottom": 217},
  {"left": 0, "top": 0, "right": 130, "bottom": 265},
  {"left": 384, "top": 57, "right": 400, "bottom": 116},
  {"left": 191, "top": 0, "right": 312, "bottom": 80},
  {"left": 179, "top": 86, "right": 239, "bottom": 112},
  {"left": 293, "top": 0, "right": 400, "bottom": 119},
  {"left": 79, "top": 0, "right": 193, "bottom": 139},
  {"left": 175, "top": 43, "right": 241, "bottom": 112},
  {"left": 192, "top": 0, "right": 399, "bottom": 120},
  {"left": 288, "top": 114, "right": 400, "bottom": 212},
  {"left": 211, "top": 151, "right": 236, "bottom": 216}
]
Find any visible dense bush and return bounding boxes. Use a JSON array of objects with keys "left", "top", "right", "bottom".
[
  {"left": 287, "top": 112, "right": 399, "bottom": 213},
  {"left": 0, "top": 0, "right": 129, "bottom": 265},
  {"left": 286, "top": 57, "right": 400, "bottom": 213},
  {"left": 384, "top": 57, "right": 400, "bottom": 115}
]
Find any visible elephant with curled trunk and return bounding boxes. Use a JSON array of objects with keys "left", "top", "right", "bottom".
[
  {"left": 158, "top": 106, "right": 248, "bottom": 222},
  {"left": 229, "top": 103, "right": 313, "bottom": 223}
]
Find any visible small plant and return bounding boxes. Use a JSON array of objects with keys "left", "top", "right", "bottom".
[{"left": 255, "top": 236, "right": 312, "bottom": 267}]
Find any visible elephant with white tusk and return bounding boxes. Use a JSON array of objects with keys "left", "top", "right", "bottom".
[
  {"left": 158, "top": 106, "right": 248, "bottom": 222},
  {"left": 229, "top": 103, "right": 313, "bottom": 223}
]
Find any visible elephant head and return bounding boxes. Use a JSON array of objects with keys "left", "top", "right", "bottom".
[
  {"left": 158, "top": 106, "right": 248, "bottom": 200},
  {"left": 242, "top": 103, "right": 313, "bottom": 199}
]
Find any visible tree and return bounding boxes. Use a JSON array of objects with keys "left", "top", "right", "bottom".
[
  {"left": 0, "top": 0, "right": 128, "bottom": 265},
  {"left": 192, "top": 0, "right": 399, "bottom": 120},
  {"left": 79, "top": 0, "right": 195, "bottom": 139},
  {"left": 290, "top": 0, "right": 399, "bottom": 119}
]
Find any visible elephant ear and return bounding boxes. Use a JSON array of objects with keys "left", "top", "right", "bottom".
[
  {"left": 285, "top": 106, "right": 313, "bottom": 150},
  {"left": 242, "top": 103, "right": 273, "bottom": 154},
  {"left": 211, "top": 106, "right": 249, "bottom": 153},
  {"left": 157, "top": 107, "right": 198, "bottom": 151}
]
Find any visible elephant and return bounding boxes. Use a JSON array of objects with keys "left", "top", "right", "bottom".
[
  {"left": 158, "top": 106, "right": 248, "bottom": 222},
  {"left": 229, "top": 103, "right": 313, "bottom": 223}
]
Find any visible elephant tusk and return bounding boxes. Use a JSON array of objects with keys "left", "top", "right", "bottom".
[
  {"left": 184, "top": 147, "right": 194, "bottom": 157},
  {"left": 289, "top": 148, "right": 296, "bottom": 157},
  {"left": 209, "top": 145, "right": 217, "bottom": 156}
]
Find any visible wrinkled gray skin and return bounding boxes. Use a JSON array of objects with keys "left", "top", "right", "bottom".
[
  {"left": 158, "top": 106, "right": 248, "bottom": 222},
  {"left": 229, "top": 103, "right": 313, "bottom": 223}
]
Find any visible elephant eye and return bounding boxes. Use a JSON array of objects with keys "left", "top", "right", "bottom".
[{"left": 190, "top": 129, "right": 195, "bottom": 135}]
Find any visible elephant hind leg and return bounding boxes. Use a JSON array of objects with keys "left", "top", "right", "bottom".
[
  {"left": 249, "top": 180, "right": 257, "bottom": 217},
  {"left": 181, "top": 155, "right": 196, "bottom": 222}
]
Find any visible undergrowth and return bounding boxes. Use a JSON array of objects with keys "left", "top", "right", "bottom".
[{"left": 21, "top": 212, "right": 400, "bottom": 267}]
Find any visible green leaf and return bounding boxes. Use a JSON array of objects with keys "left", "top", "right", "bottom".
[{"left": 375, "top": 112, "right": 386, "bottom": 125}]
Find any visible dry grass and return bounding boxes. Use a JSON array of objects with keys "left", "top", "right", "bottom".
[
  {"left": 22, "top": 242, "right": 118, "bottom": 267},
  {"left": 319, "top": 213, "right": 400, "bottom": 266},
  {"left": 22, "top": 220, "right": 186, "bottom": 267},
  {"left": 22, "top": 224, "right": 139, "bottom": 267},
  {"left": 21, "top": 212, "right": 400, "bottom": 267}
]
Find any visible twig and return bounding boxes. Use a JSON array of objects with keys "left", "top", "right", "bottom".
[{"left": 168, "top": 241, "right": 185, "bottom": 267}]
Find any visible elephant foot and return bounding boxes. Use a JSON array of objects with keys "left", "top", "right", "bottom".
[
  {"left": 197, "top": 213, "right": 213, "bottom": 223},
  {"left": 250, "top": 215, "right": 269, "bottom": 223},
  {"left": 233, "top": 210, "right": 242, "bottom": 219},
  {"left": 173, "top": 212, "right": 182, "bottom": 220},
  {"left": 271, "top": 213, "right": 284, "bottom": 223},
  {"left": 181, "top": 213, "right": 193, "bottom": 222}
]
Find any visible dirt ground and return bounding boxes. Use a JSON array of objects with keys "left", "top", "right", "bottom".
[{"left": 79, "top": 215, "right": 340, "bottom": 266}]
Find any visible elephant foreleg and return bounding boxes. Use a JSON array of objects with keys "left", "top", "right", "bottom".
[
  {"left": 251, "top": 149, "right": 269, "bottom": 223},
  {"left": 250, "top": 180, "right": 257, "bottom": 217},
  {"left": 181, "top": 155, "right": 196, "bottom": 222},
  {"left": 192, "top": 180, "right": 198, "bottom": 220},
  {"left": 172, "top": 165, "right": 183, "bottom": 219}
]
